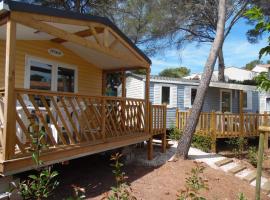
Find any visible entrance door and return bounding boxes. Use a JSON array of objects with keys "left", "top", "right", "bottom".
[{"left": 220, "top": 90, "right": 232, "bottom": 112}]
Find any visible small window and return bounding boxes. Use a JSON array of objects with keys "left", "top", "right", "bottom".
[
  {"left": 243, "top": 92, "right": 247, "bottom": 108},
  {"left": 162, "top": 86, "right": 170, "bottom": 104},
  {"left": 57, "top": 67, "right": 75, "bottom": 92},
  {"left": 191, "top": 88, "right": 197, "bottom": 105},
  {"left": 266, "top": 98, "right": 270, "bottom": 111}
]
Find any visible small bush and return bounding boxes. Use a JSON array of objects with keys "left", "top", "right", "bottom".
[
  {"left": 225, "top": 137, "right": 248, "bottom": 158},
  {"left": 168, "top": 126, "right": 182, "bottom": 140},
  {"left": 237, "top": 193, "right": 247, "bottom": 200},
  {"left": 247, "top": 146, "right": 258, "bottom": 167},
  {"left": 177, "top": 162, "right": 208, "bottom": 200},
  {"left": 191, "top": 135, "right": 212, "bottom": 153}
]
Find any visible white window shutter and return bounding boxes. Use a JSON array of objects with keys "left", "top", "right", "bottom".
[
  {"left": 184, "top": 86, "right": 191, "bottom": 108},
  {"left": 170, "top": 86, "right": 177, "bottom": 107},
  {"left": 247, "top": 91, "right": 253, "bottom": 110},
  {"left": 153, "top": 84, "right": 161, "bottom": 105}
]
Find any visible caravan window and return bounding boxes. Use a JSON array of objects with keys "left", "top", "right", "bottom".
[
  {"left": 161, "top": 86, "right": 170, "bottom": 104},
  {"left": 243, "top": 92, "right": 247, "bottom": 108},
  {"left": 57, "top": 67, "right": 75, "bottom": 92},
  {"left": 191, "top": 88, "right": 197, "bottom": 105}
]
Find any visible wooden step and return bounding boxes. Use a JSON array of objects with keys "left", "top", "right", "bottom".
[
  {"left": 262, "top": 181, "right": 270, "bottom": 194},
  {"left": 243, "top": 171, "right": 257, "bottom": 183},
  {"left": 228, "top": 165, "right": 246, "bottom": 174},
  {"left": 215, "top": 158, "right": 233, "bottom": 167}
]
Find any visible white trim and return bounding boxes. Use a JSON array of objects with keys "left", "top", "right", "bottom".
[
  {"left": 24, "top": 55, "right": 78, "bottom": 92},
  {"left": 220, "top": 89, "right": 232, "bottom": 112}
]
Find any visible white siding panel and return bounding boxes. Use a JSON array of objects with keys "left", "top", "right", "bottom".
[
  {"left": 153, "top": 84, "right": 161, "bottom": 105},
  {"left": 184, "top": 86, "right": 191, "bottom": 108},
  {"left": 170, "top": 85, "right": 177, "bottom": 107},
  {"left": 126, "top": 77, "right": 145, "bottom": 99},
  {"left": 247, "top": 91, "right": 253, "bottom": 110}
]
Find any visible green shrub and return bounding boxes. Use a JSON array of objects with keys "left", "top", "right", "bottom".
[
  {"left": 237, "top": 193, "right": 247, "bottom": 200},
  {"left": 168, "top": 126, "right": 182, "bottom": 140},
  {"left": 191, "top": 135, "right": 212, "bottom": 153},
  {"left": 225, "top": 137, "right": 248, "bottom": 158},
  {"left": 177, "top": 162, "right": 208, "bottom": 200},
  {"left": 247, "top": 146, "right": 258, "bottom": 167}
]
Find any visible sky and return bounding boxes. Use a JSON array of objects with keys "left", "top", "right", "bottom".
[{"left": 149, "top": 18, "right": 270, "bottom": 75}]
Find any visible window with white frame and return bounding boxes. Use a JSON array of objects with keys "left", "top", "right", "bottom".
[
  {"left": 161, "top": 86, "right": 170, "bottom": 104},
  {"left": 191, "top": 88, "right": 197, "bottom": 105},
  {"left": 243, "top": 92, "right": 248, "bottom": 109},
  {"left": 26, "top": 56, "right": 77, "bottom": 93}
]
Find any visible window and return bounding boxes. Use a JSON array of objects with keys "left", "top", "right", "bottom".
[
  {"left": 221, "top": 90, "right": 232, "bottom": 112},
  {"left": 30, "top": 60, "right": 52, "bottom": 91},
  {"left": 191, "top": 88, "right": 197, "bottom": 105},
  {"left": 26, "top": 57, "right": 77, "bottom": 93},
  {"left": 161, "top": 86, "right": 170, "bottom": 104},
  {"left": 243, "top": 92, "right": 247, "bottom": 108},
  {"left": 266, "top": 98, "right": 270, "bottom": 111}
]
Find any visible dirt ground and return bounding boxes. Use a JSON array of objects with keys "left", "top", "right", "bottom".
[{"left": 16, "top": 150, "right": 269, "bottom": 200}]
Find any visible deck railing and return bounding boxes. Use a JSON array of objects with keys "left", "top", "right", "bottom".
[
  {"left": 150, "top": 104, "right": 167, "bottom": 135},
  {"left": 10, "top": 88, "right": 147, "bottom": 158},
  {"left": 0, "top": 89, "right": 4, "bottom": 149},
  {"left": 176, "top": 110, "right": 269, "bottom": 138}
]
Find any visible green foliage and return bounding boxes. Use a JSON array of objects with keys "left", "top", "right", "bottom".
[
  {"left": 228, "top": 79, "right": 257, "bottom": 86},
  {"left": 18, "top": 168, "right": 59, "bottom": 200},
  {"left": 14, "top": 122, "right": 59, "bottom": 200},
  {"left": 245, "top": 6, "right": 270, "bottom": 59},
  {"left": 191, "top": 135, "right": 212, "bottom": 153},
  {"left": 103, "top": 153, "right": 137, "bottom": 200},
  {"left": 247, "top": 146, "right": 258, "bottom": 167},
  {"left": 255, "top": 72, "right": 270, "bottom": 92},
  {"left": 237, "top": 193, "right": 247, "bottom": 200},
  {"left": 159, "top": 67, "right": 191, "bottom": 78},
  {"left": 225, "top": 137, "right": 248, "bottom": 158},
  {"left": 244, "top": 59, "right": 263, "bottom": 70},
  {"left": 168, "top": 126, "right": 182, "bottom": 140},
  {"left": 177, "top": 163, "right": 208, "bottom": 200}
]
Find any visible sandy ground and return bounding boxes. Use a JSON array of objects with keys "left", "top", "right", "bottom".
[{"left": 17, "top": 144, "right": 270, "bottom": 200}]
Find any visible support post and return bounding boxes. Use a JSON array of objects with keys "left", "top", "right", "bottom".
[
  {"left": 162, "top": 104, "right": 167, "bottom": 153},
  {"left": 255, "top": 132, "right": 265, "bottom": 200},
  {"left": 102, "top": 70, "right": 107, "bottom": 96},
  {"left": 176, "top": 108, "right": 179, "bottom": 129},
  {"left": 239, "top": 90, "right": 244, "bottom": 136},
  {"left": 101, "top": 98, "right": 106, "bottom": 141},
  {"left": 210, "top": 111, "right": 217, "bottom": 153},
  {"left": 3, "top": 19, "right": 17, "bottom": 160},
  {"left": 263, "top": 111, "right": 269, "bottom": 152},
  {"left": 145, "top": 68, "right": 152, "bottom": 160},
  {"left": 121, "top": 70, "right": 126, "bottom": 98}
]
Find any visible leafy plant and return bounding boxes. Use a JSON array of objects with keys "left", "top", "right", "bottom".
[
  {"left": 103, "top": 153, "right": 136, "bottom": 200},
  {"left": 177, "top": 162, "right": 208, "bottom": 200},
  {"left": 247, "top": 146, "right": 258, "bottom": 167},
  {"left": 169, "top": 126, "right": 182, "bottom": 140},
  {"left": 225, "top": 137, "right": 248, "bottom": 158},
  {"left": 237, "top": 193, "right": 247, "bottom": 200},
  {"left": 191, "top": 135, "right": 212, "bottom": 153},
  {"left": 13, "top": 120, "right": 59, "bottom": 200}
]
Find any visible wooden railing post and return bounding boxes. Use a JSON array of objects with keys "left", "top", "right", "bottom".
[
  {"left": 239, "top": 90, "right": 244, "bottom": 136},
  {"left": 101, "top": 98, "right": 106, "bottom": 141},
  {"left": 149, "top": 102, "right": 153, "bottom": 135},
  {"left": 175, "top": 108, "right": 179, "bottom": 129},
  {"left": 2, "top": 19, "right": 17, "bottom": 160},
  {"left": 210, "top": 111, "right": 217, "bottom": 153},
  {"left": 162, "top": 104, "right": 167, "bottom": 153},
  {"left": 263, "top": 111, "right": 269, "bottom": 152}
]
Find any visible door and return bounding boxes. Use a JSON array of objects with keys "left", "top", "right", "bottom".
[{"left": 220, "top": 90, "right": 232, "bottom": 112}]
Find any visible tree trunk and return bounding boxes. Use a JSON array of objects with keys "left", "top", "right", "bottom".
[
  {"left": 218, "top": 45, "right": 225, "bottom": 81},
  {"left": 174, "top": 0, "right": 226, "bottom": 159}
]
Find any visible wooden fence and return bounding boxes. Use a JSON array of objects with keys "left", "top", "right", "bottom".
[
  {"left": 176, "top": 110, "right": 270, "bottom": 152},
  {"left": 150, "top": 104, "right": 167, "bottom": 135}
]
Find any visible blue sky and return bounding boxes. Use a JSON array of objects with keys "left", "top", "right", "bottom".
[{"left": 149, "top": 18, "right": 269, "bottom": 75}]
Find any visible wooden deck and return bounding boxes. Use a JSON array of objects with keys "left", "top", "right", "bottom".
[
  {"left": 176, "top": 110, "right": 269, "bottom": 152},
  {"left": 0, "top": 89, "right": 166, "bottom": 175}
]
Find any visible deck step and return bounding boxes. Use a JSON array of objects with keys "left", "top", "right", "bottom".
[
  {"left": 228, "top": 165, "right": 246, "bottom": 174},
  {"left": 262, "top": 181, "right": 270, "bottom": 194},
  {"left": 243, "top": 171, "right": 257, "bottom": 183},
  {"left": 215, "top": 158, "right": 233, "bottom": 167}
]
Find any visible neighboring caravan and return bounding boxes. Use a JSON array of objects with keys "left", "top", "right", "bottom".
[
  {"left": 120, "top": 73, "right": 259, "bottom": 128},
  {"left": 0, "top": 1, "right": 166, "bottom": 175}
]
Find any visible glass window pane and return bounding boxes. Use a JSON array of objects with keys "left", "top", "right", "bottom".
[
  {"left": 57, "top": 67, "right": 75, "bottom": 92},
  {"left": 30, "top": 60, "right": 52, "bottom": 91},
  {"left": 162, "top": 87, "right": 170, "bottom": 104},
  {"left": 221, "top": 91, "right": 231, "bottom": 112},
  {"left": 243, "top": 92, "right": 247, "bottom": 108},
  {"left": 191, "top": 88, "right": 197, "bottom": 105}
]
